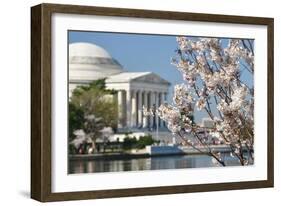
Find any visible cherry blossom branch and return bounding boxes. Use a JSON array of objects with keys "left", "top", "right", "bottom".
[
  {"left": 214, "top": 96, "right": 224, "bottom": 120},
  {"left": 169, "top": 37, "right": 254, "bottom": 166},
  {"left": 177, "top": 131, "right": 226, "bottom": 167},
  {"left": 247, "top": 40, "right": 254, "bottom": 55}
]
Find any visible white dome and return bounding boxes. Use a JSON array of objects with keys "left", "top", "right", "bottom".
[
  {"left": 69, "top": 42, "right": 124, "bottom": 87},
  {"left": 69, "top": 42, "right": 111, "bottom": 58}
]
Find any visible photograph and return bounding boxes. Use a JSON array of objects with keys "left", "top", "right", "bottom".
[
  {"left": 67, "top": 31, "right": 255, "bottom": 174},
  {"left": 30, "top": 3, "right": 274, "bottom": 201}
]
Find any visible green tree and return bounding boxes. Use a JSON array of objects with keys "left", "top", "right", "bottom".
[
  {"left": 68, "top": 102, "right": 84, "bottom": 141},
  {"left": 69, "top": 79, "right": 118, "bottom": 151},
  {"left": 123, "top": 136, "right": 137, "bottom": 150},
  {"left": 136, "top": 135, "right": 155, "bottom": 149}
]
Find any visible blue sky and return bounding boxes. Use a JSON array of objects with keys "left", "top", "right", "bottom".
[
  {"left": 69, "top": 31, "right": 181, "bottom": 87},
  {"left": 69, "top": 31, "right": 253, "bottom": 123}
]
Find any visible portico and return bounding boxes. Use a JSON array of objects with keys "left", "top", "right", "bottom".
[{"left": 106, "top": 72, "right": 170, "bottom": 130}]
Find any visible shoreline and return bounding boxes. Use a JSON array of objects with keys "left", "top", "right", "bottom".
[
  {"left": 69, "top": 145, "right": 251, "bottom": 161},
  {"left": 69, "top": 152, "right": 188, "bottom": 161}
]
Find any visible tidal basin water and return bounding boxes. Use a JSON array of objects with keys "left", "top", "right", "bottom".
[{"left": 69, "top": 153, "right": 249, "bottom": 174}]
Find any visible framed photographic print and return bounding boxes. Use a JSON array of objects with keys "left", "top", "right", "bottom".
[{"left": 31, "top": 3, "right": 274, "bottom": 202}]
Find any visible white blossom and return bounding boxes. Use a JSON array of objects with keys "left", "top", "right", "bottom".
[
  {"left": 143, "top": 105, "right": 154, "bottom": 117},
  {"left": 157, "top": 103, "right": 182, "bottom": 134},
  {"left": 173, "top": 84, "right": 194, "bottom": 111},
  {"left": 196, "top": 97, "right": 206, "bottom": 111},
  {"left": 159, "top": 36, "right": 254, "bottom": 166}
]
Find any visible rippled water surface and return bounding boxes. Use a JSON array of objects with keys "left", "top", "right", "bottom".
[{"left": 69, "top": 153, "right": 251, "bottom": 174}]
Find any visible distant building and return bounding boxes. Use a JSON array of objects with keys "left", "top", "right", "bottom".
[
  {"left": 69, "top": 42, "right": 170, "bottom": 130},
  {"left": 202, "top": 118, "right": 215, "bottom": 128}
]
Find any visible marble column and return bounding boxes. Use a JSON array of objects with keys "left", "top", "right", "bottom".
[
  {"left": 126, "top": 90, "right": 131, "bottom": 128},
  {"left": 149, "top": 91, "right": 155, "bottom": 129},
  {"left": 155, "top": 91, "right": 159, "bottom": 128},
  {"left": 142, "top": 91, "right": 148, "bottom": 128},
  {"left": 164, "top": 92, "right": 168, "bottom": 127},
  {"left": 131, "top": 90, "right": 137, "bottom": 127},
  {"left": 159, "top": 92, "right": 165, "bottom": 128},
  {"left": 137, "top": 90, "right": 143, "bottom": 128},
  {"left": 117, "top": 90, "right": 124, "bottom": 128}
]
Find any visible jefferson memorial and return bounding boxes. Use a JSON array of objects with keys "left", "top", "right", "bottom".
[{"left": 69, "top": 42, "right": 170, "bottom": 131}]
